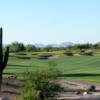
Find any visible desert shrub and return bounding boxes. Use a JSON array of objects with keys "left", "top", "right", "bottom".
[
  {"left": 80, "top": 49, "right": 85, "bottom": 53},
  {"left": 83, "top": 50, "right": 93, "bottom": 56},
  {"left": 88, "top": 85, "right": 96, "bottom": 92},
  {"left": 64, "top": 51, "right": 74, "bottom": 56},
  {"left": 21, "top": 68, "right": 61, "bottom": 100},
  {"left": 25, "top": 44, "right": 37, "bottom": 52},
  {"left": 38, "top": 53, "right": 52, "bottom": 59},
  {"left": 31, "top": 53, "right": 38, "bottom": 55},
  {"left": 17, "top": 56, "right": 31, "bottom": 59},
  {"left": 16, "top": 52, "right": 27, "bottom": 55},
  {"left": 9, "top": 42, "right": 25, "bottom": 52}
]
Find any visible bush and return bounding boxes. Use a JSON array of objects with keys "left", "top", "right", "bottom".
[
  {"left": 21, "top": 68, "right": 61, "bottom": 100},
  {"left": 83, "top": 50, "right": 93, "bottom": 56},
  {"left": 88, "top": 85, "right": 96, "bottom": 92},
  {"left": 38, "top": 53, "right": 52, "bottom": 59},
  {"left": 9, "top": 42, "right": 25, "bottom": 52},
  {"left": 16, "top": 52, "right": 27, "bottom": 55},
  {"left": 64, "top": 51, "right": 74, "bottom": 56},
  {"left": 17, "top": 56, "right": 31, "bottom": 59},
  {"left": 31, "top": 53, "right": 38, "bottom": 55}
]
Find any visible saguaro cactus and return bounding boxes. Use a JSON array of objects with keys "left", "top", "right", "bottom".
[{"left": 0, "top": 27, "right": 9, "bottom": 91}]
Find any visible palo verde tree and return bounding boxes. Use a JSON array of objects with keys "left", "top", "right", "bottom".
[{"left": 0, "top": 27, "right": 9, "bottom": 91}]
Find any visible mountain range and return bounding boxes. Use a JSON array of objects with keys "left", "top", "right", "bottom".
[
  {"left": 3, "top": 42, "right": 74, "bottom": 48},
  {"left": 34, "top": 42, "right": 74, "bottom": 48}
]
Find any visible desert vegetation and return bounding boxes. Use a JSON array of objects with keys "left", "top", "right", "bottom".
[
  {"left": 21, "top": 67, "right": 60, "bottom": 100},
  {"left": 0, "top": 28, "right": 100, "bottom": 99},
  {"left": 2, "top": 42, "right": 100, "bottom": 100}
]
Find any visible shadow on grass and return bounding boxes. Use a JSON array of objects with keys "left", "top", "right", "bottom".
[
  {"left": 6, "top": 67, "right": 21, "bottom": 69},
  {"left": 10, "top": 55, "right": 31, "bottom": 59},
  {"left": 61, "top": 73, "right": 100, "bottom": 77},
  {"left": 7, "top": 64, "right": 30, "bottom": 67},
  {"left": 3, "top": 72, "right": 15, "bottom": 75}
]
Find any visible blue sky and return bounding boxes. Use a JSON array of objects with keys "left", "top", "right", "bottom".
[{"left": 0, "top": 0, "right": 100, "bottom": 44}]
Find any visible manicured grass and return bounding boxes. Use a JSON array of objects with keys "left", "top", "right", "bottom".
[{"left": 4, "top": 52, "right": 100, "bottom": 82}]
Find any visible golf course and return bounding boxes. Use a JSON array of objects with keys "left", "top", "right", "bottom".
[{"left": 5, "top": 51, "right": 100, "bottom": 83}]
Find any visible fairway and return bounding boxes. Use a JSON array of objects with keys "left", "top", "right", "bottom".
[{"left": 4, "top": 53, "right": 100, "bottom": 83}]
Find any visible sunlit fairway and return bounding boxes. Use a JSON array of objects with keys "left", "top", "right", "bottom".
[{"left": 4, "top": 51, "right": 100, "bottom": 83}]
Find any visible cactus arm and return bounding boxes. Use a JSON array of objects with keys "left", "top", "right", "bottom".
[
  {"left": 0, "top": 28, "right": 3, "bottom": 64},
  {"left": 2, "top": 47, "right": 9, "bottom": 70}
]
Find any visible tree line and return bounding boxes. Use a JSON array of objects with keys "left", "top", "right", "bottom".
[{"left": 7, "top": 42, "right": 100, "bottom": 52}]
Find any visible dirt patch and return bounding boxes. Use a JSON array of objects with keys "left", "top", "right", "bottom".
[
  {"left": 54, "top": 80, "right": 100, "bottom": 100},
  {"left": 1, "top": 77, "right": 100, "bottom": 100},
  {"left": 0, "top": 76, "right": 21, "bottom": 100}
]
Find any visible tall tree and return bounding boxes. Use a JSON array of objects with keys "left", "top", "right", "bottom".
[{"left": 9, "top": 42, "right": 25, "bottom": 52}]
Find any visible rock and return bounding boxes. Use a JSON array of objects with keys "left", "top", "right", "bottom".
[
  {"left": 83, "top": 91, "right": 88, "bottom": 95},
  {"left": 0, "top": 96, "right": 9, "bottom": 100}
]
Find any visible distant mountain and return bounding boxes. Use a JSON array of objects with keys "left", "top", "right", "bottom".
[
  {"left": 49, "top": 42, "right": 73, "bottom": 48},
  {"left": 3, "top": 42, "right": 74, "bottom": 48},
  {"left": 60, "top": 42, "right": 74, "bottom": 47},
  {"left": 34, "top": 42, "right": 74, "bottom": 48},
  {"left": 47, "top": 44, "right": 59, "bottom": 48},
  {"left": 34, "top": 43, "right": 46, "bottom": 48}
]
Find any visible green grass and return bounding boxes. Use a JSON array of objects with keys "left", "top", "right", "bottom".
[{"left": 3, "top": 52, "right": 100, "bottom": 83}]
